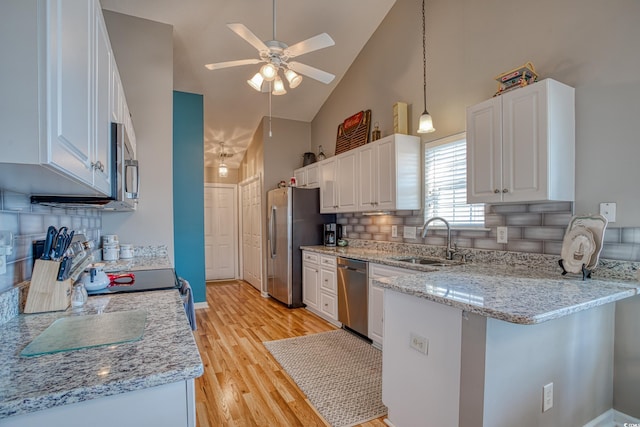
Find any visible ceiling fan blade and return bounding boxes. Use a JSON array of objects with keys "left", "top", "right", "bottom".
[
  {"left": 288, "top": 61, "right": 335, "bottom": 84},
  {"left": 205, "top": 59, "right": 261, "bottom": 70},
  {"left": 227, "top": 23, "right": 269, "bottom": 52},
  {"left": 285, "top": 33, "right": 335, "bottom": 58}
]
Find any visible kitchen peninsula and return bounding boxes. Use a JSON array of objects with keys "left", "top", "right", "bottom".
[
  {"left": 0, "top": 289, "right": 202, "bottom": 426},
  {"left": 302, "top": 243, "right": 639, "bottom": 427}
]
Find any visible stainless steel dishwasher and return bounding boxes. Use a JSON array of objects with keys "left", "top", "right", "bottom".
[{"left": 337, "top": 257, "right": 368, "bottom": 338}]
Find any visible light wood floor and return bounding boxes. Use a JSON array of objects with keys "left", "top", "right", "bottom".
[{"left": 193, "top": 280, "right": 387, "bottom": 427}]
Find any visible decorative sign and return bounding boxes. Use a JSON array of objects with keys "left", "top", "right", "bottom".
[
  {"left": 335, "top": 110, "right": 371, "bottom": 155},
  {"left": 494, "top": 62, "right": 538, "bottom": 96}
]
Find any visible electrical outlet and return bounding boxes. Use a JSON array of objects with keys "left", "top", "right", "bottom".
[
  {"left": 543, "top": 383, "right": 553, "bottom": 412},
  {"left": 391, "top": 225, "right": 398, "bottom": 238},
  {"left": 410, "top": 333, "right": 428, "bottom": 355},
  {"left": 497, "top": 226, "right": 508, "bottom": 244},
  {"left": 600, "top": 202, "right": 616, "bottom": 223},
  {"left": 403, "top": 226, "right": 417, "bottom": 239}
]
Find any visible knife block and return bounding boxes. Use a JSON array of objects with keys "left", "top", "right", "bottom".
[{"left": 24, "top": 259, "right": 71, "bottom": 314}]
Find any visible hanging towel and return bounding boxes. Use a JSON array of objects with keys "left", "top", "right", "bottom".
[{"left": 178, "top": 277, "right": 197, "bottom": 331}]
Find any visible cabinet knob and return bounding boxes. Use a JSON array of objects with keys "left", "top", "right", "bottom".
[
  {"left": 502, "top": 188, "right": 509, "bottom": 193},
  {"left": 92, "top": 161, "right": 105, "bottom": 172},
  {"left": 494, "top": 189, "right": 500, "bottom": 194}
]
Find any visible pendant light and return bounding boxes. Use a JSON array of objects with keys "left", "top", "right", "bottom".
[
  {"left": 218, "top": 142, "right": 230, "bottom": 177},
  {"left": 417, "top": 0, "right": 435, "bottom": 134}
]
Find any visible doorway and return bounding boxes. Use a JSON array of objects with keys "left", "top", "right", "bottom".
[{"left": 204, "top": 184, "right": 238, "bottom": 280}]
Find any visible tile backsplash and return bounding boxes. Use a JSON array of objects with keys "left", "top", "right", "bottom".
[
  {"left": 339, "top": 202, "right": 640, "bottom": 262},
  {"left": 0, "top": 189, "right": 102, "bottom": 292}
]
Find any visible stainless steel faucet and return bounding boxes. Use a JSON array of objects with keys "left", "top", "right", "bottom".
[{"left": 421, "top": 216, "right": 456, "bottom": 260}]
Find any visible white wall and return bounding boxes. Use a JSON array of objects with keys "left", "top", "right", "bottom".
[
  {"left": 101, "top": 11, "right": 175, "bottom": 261},
  {"left": 311, "top": 0, "right": 640, "bottom": 227}
]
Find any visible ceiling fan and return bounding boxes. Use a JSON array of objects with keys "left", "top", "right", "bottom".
[{"left": 204, "top": 0, "right": 336, "bottom": 95}]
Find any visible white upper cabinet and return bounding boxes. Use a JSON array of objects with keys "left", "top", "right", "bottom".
[
  {"left": 0, "top": 0, "right": 132, "bottom": 197},
  {"left": 293, "top": 163, "right": 319, "bottom": 188},
  {"left": 358, "top": 134, "right": 421, "bottom": 211},
  {"left": 319, "top": 134, "right": 420, "bottom": 213},
  {"left": 467, "top": 79, "right": 575, "bottom": 204}
]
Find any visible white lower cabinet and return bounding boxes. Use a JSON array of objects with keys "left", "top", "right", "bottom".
[
  {"left": 2, "top": 379, "right": 196, "bottom": 427},
  {"left": 302, "top": 251, "right": 340, "bottom": 326},
  {"left": 368, "top": 263, "right": 419, "bottom": 349},
  {"left": 302, "top": 252, "right": 320, "bottom": 311}
]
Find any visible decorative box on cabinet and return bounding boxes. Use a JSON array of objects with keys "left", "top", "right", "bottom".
[
  {"left": 0, "top": 0, "right": 134, "bottom": 197},
  {"left": 368, "top": 263, "right": 419, "bottom": 349},
  {"left": 466, "top": 78, "right": 575, "bottom": 204}
]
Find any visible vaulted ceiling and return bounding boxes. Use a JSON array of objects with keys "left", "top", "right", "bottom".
[{"left": 100, "top": 0, "right": 396, "bottom": 168}]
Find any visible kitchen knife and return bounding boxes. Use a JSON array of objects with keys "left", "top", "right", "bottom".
[
  {"left": 56, "top": 256, "right": 71, "bottom": 281},
  {"left": 52, "top": 227, "right": 68, "bottom": 260},
  {"left": 40, "top": 226, "right": 57, "bottom": 260}
]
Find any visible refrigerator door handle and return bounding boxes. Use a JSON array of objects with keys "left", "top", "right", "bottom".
[{"left": 269, "top": 205, "right": 277, "bottom": 258}]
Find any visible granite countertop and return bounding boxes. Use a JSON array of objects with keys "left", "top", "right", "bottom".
[
  {"left": 0, "top": 290, "right": 203, "bottom": 419},
  {"left": 101, "top": 255, "right": 172, "bottom": 272},
  {"left": 301, "top": 245, "right": 640, "bottom": 325}
]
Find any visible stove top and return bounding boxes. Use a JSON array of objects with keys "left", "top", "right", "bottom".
[{"left": 87, "top": 268, "right": 179, "bottom": 295}]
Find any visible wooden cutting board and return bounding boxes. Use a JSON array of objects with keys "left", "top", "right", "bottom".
[{"left": 21, "top": 310, "right": 147, "bottom": 357}]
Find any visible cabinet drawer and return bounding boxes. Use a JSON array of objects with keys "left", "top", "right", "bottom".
[
  {"left": 320, "top": 268, "right": 337, "bottom": 294},
  {"left": 369, "top": 263, "right": 417, "bottom": 279},
  {"left": 320, "top": 292, "right": 338, "bottom": 320},
  {"left": 320, "top": 255, "right": 336, "bottom": 267},
  {"left": 303, "top": 252, "right": 319, "bottom": 264}
]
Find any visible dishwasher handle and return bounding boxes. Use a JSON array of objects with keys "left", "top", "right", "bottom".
[{"left": 337, "top": 264, "right": 367, "bottom": 274}]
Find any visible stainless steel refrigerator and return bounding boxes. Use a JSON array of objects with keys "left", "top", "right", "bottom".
[{"left": 267, "top": 187, "right": 335, "bottom": 307}]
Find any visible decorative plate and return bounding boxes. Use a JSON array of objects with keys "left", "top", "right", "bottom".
[
  {"left": 560, "top": 226, "right": 596, "bottom": 274},
  {"left": 566, "top": 214, "right": 608, "bottom": 269}
]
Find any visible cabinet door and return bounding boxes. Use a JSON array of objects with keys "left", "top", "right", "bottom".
[
  {"left": 294, "top": 168, "right": 306, "bottom": 187},
  {"left": 93, "top": 5, "right": 112, "bottom": 195},
  {"left": 110, "top": 57, "right": 123, "bottom": 124},
  {"left": 47, "top": 0, "right": 93, "bottom": 186},
  {"left": 302, "top": 262, "right": 319, "bottom": 310},
  {"left": 336, "top": 151, "right": 358, "bottom": 212},
  {"left": 306, "top": 164, "right": 320, "bottom": 188},
  {"left": 368, "top": 283, "right": 384, "bottom": 347},
  {"left": 466, "top": 97, "right": 503, "bottom": 204},
  {"left": 357, "top": 144, "right": 376, "bottom": 210},
  {"left": 319, "top": 158, "right": 337, "bottom": 213},
  {"left": 502, "top": 83, "right": 548, "bottom": 202},
  {"left": 375, "top": 138, "right": 396, "bottom": 210}
]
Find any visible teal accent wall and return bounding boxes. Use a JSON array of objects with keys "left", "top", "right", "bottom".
[{"left": 173, "top": 91, "right": 206, "bottom": 303}]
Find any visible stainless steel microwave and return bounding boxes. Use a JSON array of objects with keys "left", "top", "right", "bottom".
[{"left": 30, "top": 123, "right": 140, "bottom": 211}]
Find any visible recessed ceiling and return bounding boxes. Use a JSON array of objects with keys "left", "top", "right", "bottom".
[{"left": 100, "top": 0, "right": 396, "bottom": 169}]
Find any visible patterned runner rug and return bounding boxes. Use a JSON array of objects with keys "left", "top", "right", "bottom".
[{"left": 264, "top": 329, "right": 386, "bottom": 427}]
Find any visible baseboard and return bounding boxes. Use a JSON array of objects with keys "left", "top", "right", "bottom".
[
  {"left": 584, "top": 409, "right": 640, "bottom": 427},
  {"left": 194, "top": 302, "right": 209, "bottom": 310}
]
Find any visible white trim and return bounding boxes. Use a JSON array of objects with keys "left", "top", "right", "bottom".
[
  {"left": 424, "top": 131, "right": 466, "bottom": 149},
  {"left": 194, "top": 302, "right": 209, "bottom": 310}
]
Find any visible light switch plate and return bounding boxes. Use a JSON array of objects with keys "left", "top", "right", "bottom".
[
  {"left": 497, "top": 226, "right": 508, "bottom": 244},
  {"left": 600, "top": 202, "right": 616, "bottom": 223},
  {"left": 391, "top": 225, "right": 398, "bottom": 238},
  {"left": 403, "top": 226, "right": 417, "bottom": 239}
]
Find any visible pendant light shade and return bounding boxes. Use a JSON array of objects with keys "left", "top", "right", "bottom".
[
  {"left": 417, "top": 111, "right": 435, "bottom": 134},
  {"left": 417, "top": 0, "right": 435, "bottom": 134},
  {"left": 260, "top": 63, "right": 277, "bottom": 81},
  {"left": 285, "top": 69, "right": 302, "bottom": 88},
  {"left": 272, "top": 76, "right": 287, "bottom": 95},
  {"left": 247, "top": 72, "right": 264, "bottom": 91},
  {"left": 218, "top": 162, "right": 229, "bottom": 178}
]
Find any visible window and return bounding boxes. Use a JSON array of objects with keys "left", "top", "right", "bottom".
[{"left": 424, "top": 132, "right": 484, "bottom": 227}]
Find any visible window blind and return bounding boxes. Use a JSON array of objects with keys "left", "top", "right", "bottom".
[{"left": 424, "top": 135, "right": 484, "bottom": 227}]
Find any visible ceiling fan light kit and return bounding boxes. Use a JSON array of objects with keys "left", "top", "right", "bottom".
[{"left": 204, "top": 0, "right": 336, "bottom": 96}]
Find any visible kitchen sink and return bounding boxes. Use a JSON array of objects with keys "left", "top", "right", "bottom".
[{"left": 395, "top": 257, "right": 460, "bottom": 267}]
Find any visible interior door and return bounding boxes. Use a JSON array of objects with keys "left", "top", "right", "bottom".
[
  {"left": 239, "top": 176, "right": 262, "bottom": 291},
  {"left": 204, "top": 185, "right": 238, "bottom": 280}
]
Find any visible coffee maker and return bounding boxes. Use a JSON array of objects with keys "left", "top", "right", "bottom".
[{"left": 324, "top": 223, "right": 342, "bottom": 246}]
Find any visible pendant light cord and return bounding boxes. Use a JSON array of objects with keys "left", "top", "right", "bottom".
[{"left": 421, "top": 0, "right": 428, "bottom": 114}]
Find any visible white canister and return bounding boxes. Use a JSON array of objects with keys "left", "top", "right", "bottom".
[
  {"left": 119, "top": 244, "right": 134, "bottom": 259},
  {"left": 103, "top": 243, "right": 119, "bottom": 261},
  {"left": 102, "top": 234, "right": 119, "bottom": 245}
]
